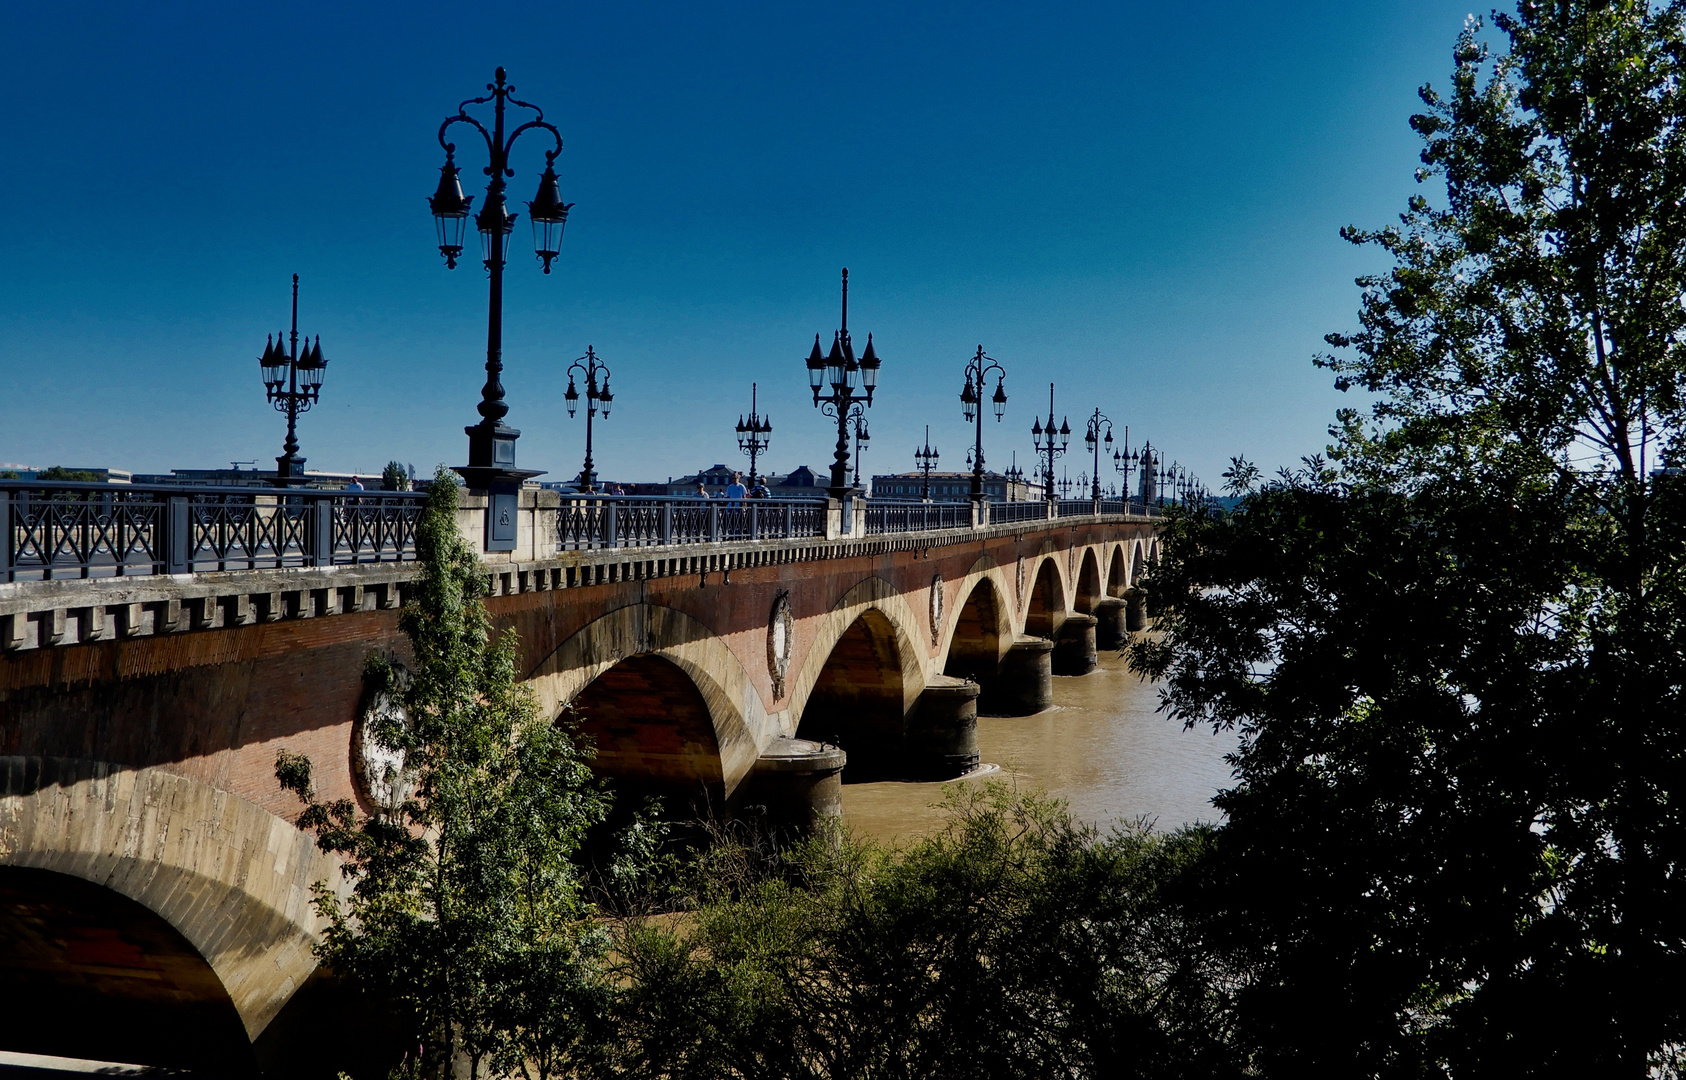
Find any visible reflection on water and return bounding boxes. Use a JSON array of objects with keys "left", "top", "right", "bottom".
[{"left": 843, "top": 650, "right": 1240, "bottom": 846}]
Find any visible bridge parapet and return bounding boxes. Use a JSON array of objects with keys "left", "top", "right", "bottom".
[
  {"left": 1, "top": 480, "right": 426, "bottom": 583},
  {"left": 2, "top": 479, "right": 1158, "bottom": 653}
]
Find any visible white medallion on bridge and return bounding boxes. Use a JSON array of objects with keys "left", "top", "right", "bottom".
[
  {"left": 768, "top": 591, "right": 794, "bottom": 700},
  {"left": 929, "top": 574, "right": 943, "bottom": 649},
  {"left": 355, "top": 679, "right": 416, "bottom": 815}
]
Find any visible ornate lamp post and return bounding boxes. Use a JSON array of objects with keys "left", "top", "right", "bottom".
[
  {"left": 1137, "top": 440, "right": 1158, "bottom": 504},
  {"left": 429, "top": 68, "right": 573, "bottom": 543},
  {"left": 958, "top": 346, "right": 1007, "bottom": 508},
  {"left": 1005, "top": 452, "right": 1025, "bottom": 500},
  {"left": 258, "top": 274, "right": 328, "bottom": 487},
  {"left": 915, "top": 426, "right": 940, "bottom": 500},
  {"left": 1029, "top": 383, "right": 1070, "bottom": 504},
  {"left": 735, "top": 383, "right": 772, "bottom": 490},
  {"left": 1112, "top": 426, "right": 1138, "bottom": 501},
  {"left": 850, "top": 415, "right": 871, "bottom": 489},
  {"left": 1082, "top": 408, "right": 1114, "bottom": 500},
  {"left": 563, "top": 346, "right": 612, "bottom": 491},
  {"left": 804, "top": 268, "right": 881, "bottom": 498}
]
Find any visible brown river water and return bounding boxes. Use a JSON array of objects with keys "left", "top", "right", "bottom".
[{"left": 842, "top": 650, "right": 1241, "bottom": 846}]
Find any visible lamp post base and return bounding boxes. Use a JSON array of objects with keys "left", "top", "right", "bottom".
[
  {"left": 457, "top": 421, "right": 545, "bottom": 553},
  {"left": 271, "top": 455, "right": 308, "bottom": 489}
]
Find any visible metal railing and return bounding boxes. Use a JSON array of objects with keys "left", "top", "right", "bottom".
[
  {"left": 3, "top": 482, "right": 1155, "bottom": 580},
  {"left": 863, "top": 501, "right": 973, "bottom": 535},
  {"left": 2, "top": 481, "right": 427, "bottom": 582},
  {"left": 990, "top": 500, "right": 1051, "bottom": 524},
  {"left": 556, "top": 496, "right": 829, "bottom": 551}
]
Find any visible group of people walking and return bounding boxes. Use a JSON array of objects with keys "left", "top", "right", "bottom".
[{"left": 693, "top": 471, "right": 768, "bottom": 502}]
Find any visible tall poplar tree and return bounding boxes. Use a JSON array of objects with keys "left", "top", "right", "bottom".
[
  {"left": 278, "top": 469, "right": 610, "bottom": 1079},
  {"left": 1135, "top": 4, "right": 1686, "bottom": 1075}
]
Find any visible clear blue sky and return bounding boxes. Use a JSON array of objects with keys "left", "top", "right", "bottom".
[{"left": 0, "top": 1, "right": 1481, "bottom": 488}]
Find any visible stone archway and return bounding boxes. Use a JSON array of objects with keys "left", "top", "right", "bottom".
[
  {"left": 1023, "top": 557, "right": 1067, "bottom": 639},
  {"left": 0, "top": 758, "right": 343, "bottom": 1046},
  {"left": 1106, "top": 543, "right": 1128, "bottom": 597},
  {"left": 944, "top": 577, "right": 1008, "bottom": 685},
  {"left": 0, "top": 865, "right": 254, "bottom": 1071},
  {"left": 798, "top": 609, "right": 908, "bottom": 780},
  {"left": 525, "top": 604, "right": 768, "bottom": 798},
  {"left": 570, "top": 654, "right": 725, "bottom": 807},
  {"left": 1075, "top": 548, "right": 1104, "bottom": 614}
]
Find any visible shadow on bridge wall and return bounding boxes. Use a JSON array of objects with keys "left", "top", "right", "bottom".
[{"left": 0, "top": 613, "right": 413, "bottom": 820}]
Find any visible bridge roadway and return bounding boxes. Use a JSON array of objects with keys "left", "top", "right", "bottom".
[{"left": 0, "top": 483, "right": 1157, "bottom": 1074}]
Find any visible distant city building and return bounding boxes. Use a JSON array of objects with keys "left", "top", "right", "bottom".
[
  {"left": 540, "top": 480, "right": 667, "bottom": 496},
  {"left": 869, "top": 469, "right": 1039, "bottom": 503},
  {"left": 667, "top": 465, "right": 823, "bottom": 498},
  {"left": 129, "top": 467, "right": 370, "bottom": 489},
  {"left": 1, "top": 466, "right": 133, "bottom": 483}
]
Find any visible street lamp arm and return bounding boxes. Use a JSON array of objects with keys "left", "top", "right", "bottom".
[
  {"left": 439, "top": 116, "right": 494, "bottom": 159},
  {"left": 504, "top": 117, "right": 563, "bottom": 161}
]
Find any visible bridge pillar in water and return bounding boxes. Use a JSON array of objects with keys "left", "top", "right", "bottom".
[
  {"left": 1092, "top": 598, "right": 1128, "bottom": 650},
  {"left": 987, "top": 636, "right": 1054, "bottom": 715},
  {"left": 906, "top": 677, "right": 979, "bottom": 779},
  {"left": 738, "top": 738, "right": 846, "bottom": 838},
  {"left": 1125, "top": 588, "right": 1149, "bottom": 632},
  {"left": 1052, "top": 613, "right": 1098, "bottom": 676}
]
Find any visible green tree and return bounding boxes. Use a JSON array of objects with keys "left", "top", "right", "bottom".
[
  {"left": 37, "top": 466, "right": 99, "bottom": 482},
  {"left": 609, "top": 784, "right": 1240, "bottom": 1080},
  {"left": 383, "top": 461, "right": 415, "bottom": 492},
  {"left": 1134, "top": 5, "right": 1686, "bottom": 1075},
  {"left": 278, "top": 468, "right": 611, "bottom": 1079}
]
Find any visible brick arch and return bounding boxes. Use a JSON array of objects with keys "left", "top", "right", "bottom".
[
  {"left": 1023, "top": 556, "right": 1068, "bottom": 639},
  {"left": 942, "top": 564, "right": 1013, "bottom": 684},
  {"left": 0, "top": 866, "right": 253, "bottom": 1071},
  {"left": 524, "top": 604, "right": 769, "bottom": 797},
  {"left": 1106, "top": 543, "right": 1128, "bottom": 597},
  {"left": 1130, "top": 539, "right": 1150, "bottom": 586},
  {"left": 0, "top": 758, "right": 343, "bottom": 1044},
  {"left": 796, "top": 608, "right": 909, "bottom": 779},
  {"left": 787, "top": 576, "right": 928, "bottom": 725},
  {"left": 570, "top": 654, "right": 725, "bottom": 803},
  {"left": 1075, "top": 548, "right": 1104, "bottom": 614}
]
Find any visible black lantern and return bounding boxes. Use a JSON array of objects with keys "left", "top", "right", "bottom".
[
  {"left": 429, "top": 151, "right": 473, "bottom": 269},
  {"left": 527, "top": 151, "right": 573, "bottom": 274}
]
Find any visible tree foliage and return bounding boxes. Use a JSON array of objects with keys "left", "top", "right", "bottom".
[
  {"left": 278, "top": 467, "right": 610, "bottom": 1080},
  {"left": 1133, "top": 4, "right": 1686, "bottom": 1075},
  {"left": 383, "top": 461, "right": 415, "bottom": 492},
  {"left": 606, "top": 784, "right": 1240, "bottom": 1080}
]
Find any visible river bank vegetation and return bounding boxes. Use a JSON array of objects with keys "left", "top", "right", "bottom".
[{"left": 279, "top": 3, "right": 1686, "bottom": 1075}]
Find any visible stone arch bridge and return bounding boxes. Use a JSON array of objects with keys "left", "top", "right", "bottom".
[{"left": 0, "top": 483, "right": 1157, "bottom": 1073}]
